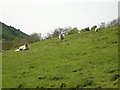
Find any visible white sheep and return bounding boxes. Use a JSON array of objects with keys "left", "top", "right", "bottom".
[
  {"left": 59, "top": 34, "right": 64, "bottom": 40},
  {"left": 15, "top": 44, "right": 30, "bottom": 52},
  {"left": 95, "top": 28, "right": 99, "bottom": 32}
]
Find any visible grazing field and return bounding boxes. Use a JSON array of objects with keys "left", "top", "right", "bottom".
[{"left": 2, "top": 26, "right": 119, "bottom": 88}]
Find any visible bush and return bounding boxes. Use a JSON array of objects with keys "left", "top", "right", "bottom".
[
  {"left": 84, "top": 27, "right": 90, "bottom": 31},
  {"left": 68, "top": 27, "right": 79, "bottom": 34},
  {"left": 80, "top": 27, "right": 90, "bottom": 32},
  {"left": 91, "top": 25, "right": 97, "bottom": 30}
]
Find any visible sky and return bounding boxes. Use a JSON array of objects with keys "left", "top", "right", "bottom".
[{"left": 0, "top": 0, "right": 119, "bottom": 37}]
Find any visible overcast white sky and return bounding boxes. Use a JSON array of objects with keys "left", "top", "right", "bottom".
[{"left": 0, "top": 0, "right": 119, "bottom": 37}]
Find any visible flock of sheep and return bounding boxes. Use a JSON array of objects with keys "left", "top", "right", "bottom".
[{"left": 15, "top": 28, "right": 99, "bottom": 52}]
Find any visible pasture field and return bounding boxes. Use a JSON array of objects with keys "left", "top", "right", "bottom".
[{"left": 2, "top": 26, "right": 119, "bottom": 88}]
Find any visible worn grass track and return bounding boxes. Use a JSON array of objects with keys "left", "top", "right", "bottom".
[{"left": 2, "top": 26, "right": 118, "bottom": 88}]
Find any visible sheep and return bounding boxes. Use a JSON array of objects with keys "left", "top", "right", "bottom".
[
  {"left": 95, "top": 28, "right": 99, "bottom": 32},
  {"left": 15, "top": 44, "right": 30, "bottom": 52},
  {"left": 59, "top": 34, "right": 64, "bottom": 40},
  {"left": 15, "top": 49, "right": 20, "bottom": 52}
]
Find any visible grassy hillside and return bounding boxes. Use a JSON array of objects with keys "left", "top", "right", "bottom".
[
  {"left": 2, "top": 26, "right": 118, "bottom": 88},
  {"left": 1, "top": 22, "right": 28, "bottom": 40},
  {"left": 0, "top": 22, "right": 28, "bottom": 51}
]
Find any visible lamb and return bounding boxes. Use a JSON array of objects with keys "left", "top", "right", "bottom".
[{"left": 15, "top": 44, "right": 30, "bottom": 52}]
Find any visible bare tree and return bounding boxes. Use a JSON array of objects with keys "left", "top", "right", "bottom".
[
  {"left": 99, "top": 22, "right": 106, "bottom": 28},
  {"left": 53, "top": 29, "right": 60, "bottom": 37},
  {"left": 26, "top": 33, "right": 40, "bottom": 43},
  {"left": 117, "top": 17, "right": 120, "bottom": 26},
  {"left": 52, "top": 27, "right": 72, "bottom": 37},
  {"left": 106, "top": 18, "right": 119, "bottom": 27},
  {"left": 63, "top": 26, "right": 72, "bottom": 35},
  {"left": 45, "top": 33, "right": 53, "bottom": 39}
]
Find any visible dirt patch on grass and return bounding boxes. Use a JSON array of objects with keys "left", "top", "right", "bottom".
[
  {"left": 72, "top": 68, "right": 84, "bottom": 72},
  {"left": 38, "top": 76, "right": 46, "bottom": 80},
  {"left": 51, "top": 77, "right": 64, "bottom": 81}
]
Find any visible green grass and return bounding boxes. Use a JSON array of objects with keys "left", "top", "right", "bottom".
[{"left": 2, "top": 26, "right": 119, "bottom": 88}]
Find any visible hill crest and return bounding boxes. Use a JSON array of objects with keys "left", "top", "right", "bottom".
[{"left": 1, "top": 22, "right": 28, "bottom": 40}]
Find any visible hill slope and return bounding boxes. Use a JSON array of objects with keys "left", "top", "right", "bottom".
[
  {"left": 1, "top": 22, "right": 28, "bottom": 40},
  {"left": 2, "top": 26, "right": 118, "bottom": 88}
]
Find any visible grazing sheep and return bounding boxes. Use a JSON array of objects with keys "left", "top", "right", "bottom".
[
  {"left": 59, "top": 34, "right": 64, "bottom": 40},
  {"left": 95, "top": 28, "right": 99, "bottom": 32},
  {"left": 15, "top": 44, "right": 30, "bottom": 52}
]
